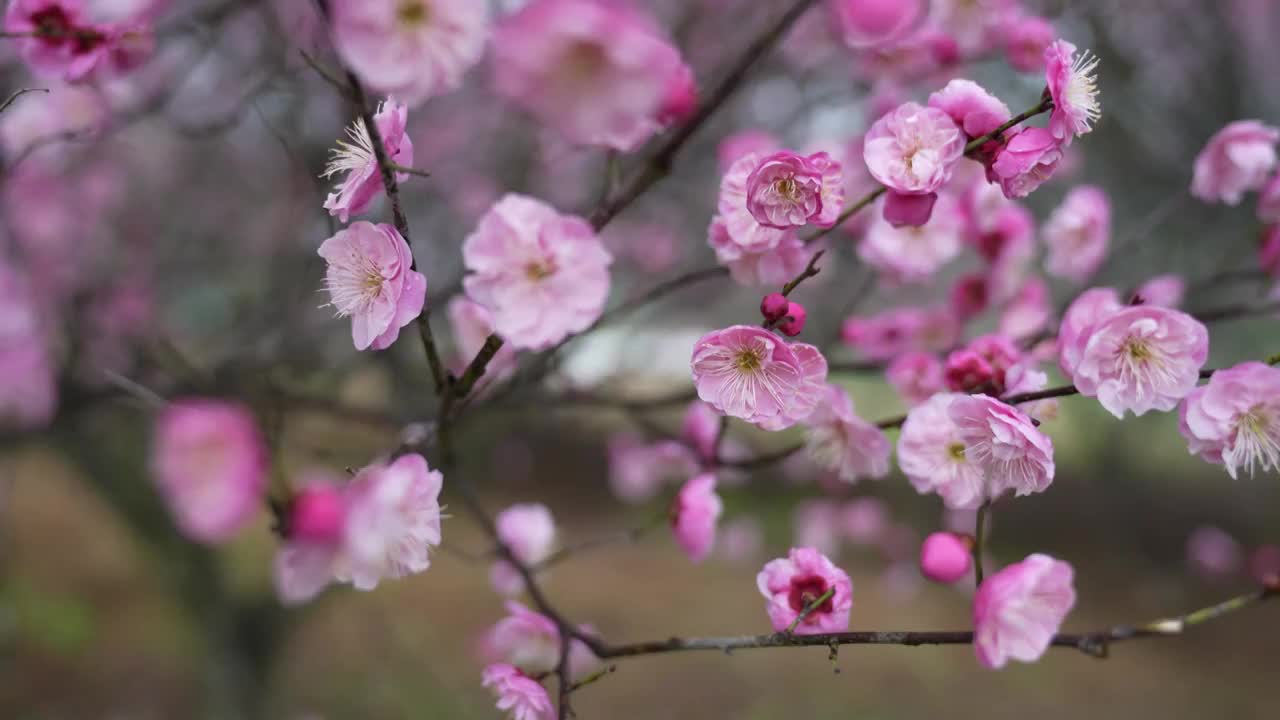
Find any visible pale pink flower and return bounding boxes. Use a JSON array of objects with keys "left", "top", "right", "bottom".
[
  {"left": 492, "top": 0, "right": 687, "bottom": 151},
  {"left": 481, "top": 663, "right": 554, "bottom": 720},
  {"left": 950, "top": 394, "right": 1055, "bottom": 498},
  {"left": 1185, "top": 526, "right": 1242, "bottom": 581},
  {"left": 859, "top": 194, "right": 963, "bottom": 283},
  {"left": 331, "top": 0, "right": 487, "bottom": 107},
  {"left": 339, "top": 453, "right": 443, "bottom": 590},
  {"left": 717, "top": 516, "right": 763, "bottom": 563},
  {"left": 447, "top": 296, "right": 517, "bottom": 386},
  {"left": 1133, "top": 275, "right": 1185, "bottom": 308},
  {"left": 989, "top": 127, "right": 1065, "bottom": 199},
  {"left": 1179, "top": 361, "right": 1280, "bottom": 479},
  {"left": 927, "top": 79, "right": 1011, "bottom": 139},
  {"left": 794, "top": 500, "right": 842, "bottom": 557},
  {"left": 1072, "top": 305, "right": 1209, "bottom": 418},
  {"left": 999, "top": 277, "right": 1052, "bottom": 341},
  {"left": 863, "top": 102, "right": 965, "bottom": 195},
  {"left": 920, "top": 531, "right": 972, "bottom": 583},
  {"left": 707, "top": 216, "right": 808, "bottom": 287},
  {"left": 841, "top": 497, "right": 890, "bottom": 545},
  {"left": 898, "top": 394, "right": 984, "bottom": 509},
  {"left": 757, "top": 547, "right": 854, "bottom": 634},
  {"left": 150, "top": 400, "right": 267, "bottom": 544},
  {"left": 717, "top": 153, "right": 789, "bottom": 253},
  {"left": 1259, "top": 172, "right": 1280, "bottom": 222},
  {"left": 718, "top": 130, "right": 780, "bottom": 173},
  {"left": 0, "top": 266, "right": 56, "bottom": 429},
  {"left": 828, "top": 0, "right": 924, "bottom": 48},
  {"left": 803, "top": 384, "right": 892, "bottom": 483},
  {"left": 462, "top": 194, "right": 612, "bottom": 351},
  {"left": 681, "top": 400, "right": 722, "bottom": 463},
  {"left": 1057, "top": 287, "right": 1123, "bottom": 381},
  {"left": 318, "top": 221, "right": 426, "bottom": 352},
  {"left": 491, "top": 503, "right": 556, "bottom": 595},
  {"left": 745, "top": 151, "right": 844, "bottom": 229},
  {"left": 1002, "top": 15, "right": 1055, "bottom": 73},
  {"left": 928, "top": 0, "right": 1012, "bottom": 54},
  {"left": 1191, "top": 120, "right": 1280, "bottom": 205},
  {"left": 842, "top": 306, "right": 959, "bottom": 360},
  {"left": 690, "top": 325, "right": 804, "bottom": 426},
  {"left": 670, "top": 473, "right": 722, "bottom": 562},
  {"left": 973, "top": 554, "right": 1075, "bottom": 669},
  {"left": 755, "top": 342, "right": 829, "bottom": 432},
  {"left": 275, "top": 541, "right": 341, "bottom": 607},
  {"left": 886, "top": 351, "right": 944, "bottom": 406},
  {"left": 1044, "top": 39, "right": 1101, "bottom": 142},
  {"left": 1043, "top": 185, "right": 1111, "bottom": 282},
  {"left": 484, "top": 601, "right": 561, "bottom": 674},
  {"left": 321, "top": 100, "right": 415, "bottom": 223},
  {"left": 607, "top": 435, "right": 697, "bottom": 503}
]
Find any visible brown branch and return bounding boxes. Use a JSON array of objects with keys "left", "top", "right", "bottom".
[
  {"left": 780, "top": 249, "right": 825, "bottom": 297},
  {"left": 0, "top": 87, "right": 46, "bottom": 115}
]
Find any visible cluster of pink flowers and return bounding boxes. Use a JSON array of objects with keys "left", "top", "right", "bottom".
[
  {"left": 483, "top": 601, "right": 599, "bottom": 679},
  {"left": 1185, "top": 525, "right": 1280, "bottom": 586},
  {"left": 3, "top": 0, "right": 154, "bottom": 82}
]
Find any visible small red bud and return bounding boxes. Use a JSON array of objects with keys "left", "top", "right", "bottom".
[
  {"left": 760, "top": 292, "right": 789, "bottom": 323},
  {"left": 778, "top": 301, "right": 807, "bottom": 336}
]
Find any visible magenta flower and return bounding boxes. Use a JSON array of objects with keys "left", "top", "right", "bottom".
[
  {"left": 1191, "top": 120, "right": 1280, "bottom": 205},
  {"left": 492, "top": 0, "right": 687, "bottom": 151},
  {"left": 1072, "top": 305, "right": 1209, "bottom": 418},
  {"left": 607, "top": 434, "right": 698, "bottom": 503},
  {"left": 755, "top": 342, "right": 829, "bottom": 432},
  {"left": 1044, "top": 39, "right": 1101, "bottom": 142},
  {"left": 318, "top": 221, "right": 426, "bottom": 351},
  {"left": 321, "top": 100, "right": 415, "bottom": 222},
  {"left": 491, "top": 503, "right": 557, "bottom": 596},
  {"left": 1, "top": 0, "right": 148, "bottom": 82},
  {"left": 1043, "top": 185, "right": 1111, "bottom": 282},
  {"left": 707, "top": 215, "right": 807, "bottom": 287},
  {"left": 1056, "top": 287, "right": 1123, "bottom": 381},
  {"left": 757, "top": 547, "right": 854, "bottom": 634},
  {"left": 1002, "top": 15, "right": 1055, "bottom": 73},
  {"left": 150, "top": 400, "right": 267, "bottom": 544},
  {"left": 950, "top": 395, "right": 1055, "bottom": 499},
  {"left": 745, "top": 151, "right": 844, "bottom": 229},
  {"left": 863, "top": 102, "right": 965, "bottom": 195},
  {"left": 858, "top": 194, "right": 963, "bottom": 283},
  {"left": 1179, "top": 362, "right": 1280, "bottom": 479},
  {"left": 882, "top": 190, "right": 938, "bottom": 227},
  {"left": 803, "top": 384, "right": 892, "bottom": 484},
  {"left": 462, "top": 194, "right": 612, "bottom": 351},
  {"left": 989, "top": 127, "right": 1065, "bottom": 198},
  {"left": 973, "top": 554, "right": 1076, "bottom": 669},
  {"left": 338, "top": 453, "right": 442, "bottom": 591},
  {"left": 670, "top": 473, "right": 723, "bottom": 563},
  {"left": 331, "top": 0, "right": 488, "bottom": 107},
  {"left": 481, "top": 663, "right": 555, "bottom": 720},
  {"left": 273, "top": 471, "right": 348, "bottom": 606},
  {"left": 886, "top": 351, "right": 945, "bottom": 406},
  {"left": 717, "top": 153, "right": 789, "bottom": 253},
  {"left": 828, "top": 0, "right": 924, "bottom": 48},
  {"left": 927, "top": 79, "right": 1012, "bottom": 139},
  {"left": 920, "top": 531, "right": 972, "bottom": 584},
  {"left": 484, "top": 601, "right": 562, "bottom": 674},
  {"left": 690, "top": 325, "right": 805, "bottom": 426}
]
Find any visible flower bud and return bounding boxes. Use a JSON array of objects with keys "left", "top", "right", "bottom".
[
  {"left": 919, "top": 531, "right": 972, "bottom": 584},
  {"left": 760, "top": 292, "right": 789, "bottom": 323},
  {"left": 289, "top": 485, "right": 347, "bottom": 543},
  {"left": 778, "top": 301, "right": 807, "bottom": 336},
  {"left": 944, "top": 349, "right": 994, "bottom": 392}
]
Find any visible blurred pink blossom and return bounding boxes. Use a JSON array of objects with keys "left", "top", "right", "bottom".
[
  {"left": 1132, "top": 275, "right": 1186, "bottom": 308},
  {"left": 1258, "top": 172, "right": 1280, "bottom": 222},
  {"left": 707, "top": 216, "right": 808, "bottom": 287},
  {"left": 886, "top": 351, "right": 944, "bottom": 407},
  {"left": 1191, "top": 120, "right": 1280, "bottom": 205},
  {"left": 492, "top": 503, "right": 557, "bottom": 596},
  {"left": 803, "top": 384, "right": 892, "bottom": 483},
  {"left": 920, "top": 531, "right": 972, "bottom": 583},
  {"left": 481, "top": 663, "right": 554, "bottom": 720},
  {"left": 447, "top": 297, "right": 518, "bottom": 387},
  {"left": 794, "top": 500, "right": 842, "bottom": 557},
  {"left": 828, "top": 0, "right": 924, "bottom": 48},
  {"left": 1044, "top": 185, "right": 1111, "bottom": 283},
  {"left": 1001, "top": 15, "right": 1055, "bottom": 73},
  {"left": 607, "top": 434, "right": 697, "bottom": 503},
  {"left": 484, "top": 601, "right": 561, "bottom": 674},
  {"left": 1185, "top": 525, "right": 1243, "bottom": 581},
  {"left": 338, "top": 453, "right": 443, "bottom": 590},
  {"left": 973, "top": 553, "right": 1076, "bottom": 669},
  {"left": 717, "top": 130, "right": 780, "bottom": 173},
  {"left": 671, "top": 473, "right": 722, "bottom": 563},
  {"left": 841, "top": 497, "right": 890, "bottom": 545},
  {"left": 859, "top": 194, "right": 963, "bottom": 283}
]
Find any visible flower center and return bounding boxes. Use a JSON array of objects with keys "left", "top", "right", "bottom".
[
  {"left": 947, "top": 442, "right": 966, "bottom": 460},
  {"left": 774, "top": 177, "right": 798, "bottom": 201},
  {"left": 397, "top": 0, "right": 431, "bottom": 26},
  {"left": 524, "top": 260, "right": 555, "bottom": 282},
  {"left": 1066, "top": 51, "right": 1102, "bottom": 125},
  {"left": 734, "top": 348, "right": 762, "bottom": 372},
  {"left": 787, "top": 575, "right": 833, "bottom": 614},
  {"left": 1123, "top": 337, "right": 1151, "bottom": 361},
  {"left": 561, "top": 40, "right": 608, "bottom": 88}
]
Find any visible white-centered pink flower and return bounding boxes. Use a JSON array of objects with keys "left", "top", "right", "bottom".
[
  {"left": 1072, "top": 305, "right": 1209, "bottom": 418},
  {"left": 1191, "top": 120, "right": 1280, "bottom": 205},
  {"left": 331, "top": 0, "right": 488, "bottom": 107},
  {"left": 690, "top": 325, "right": 805, "bottom": 426},
  {"left": 1044, "top": 39, "right": 1101, "bottom": 142},
  {"left": 973, "top": 553, "right": 1076, "bottom": 669},
  {"left": 491, "top": 503, "right": 556, "bottom": 596},
  {"left": 150, "top": 399, "right": 267, "bottom": 544},
  {"left": 318, "top": 221, "right": 426, "bottom": 352},
  {"left": 462, "top": 194, "right": 612, "bottom": 351},
  {"left": 927, "top": 78, "right": 1011, "bottom": 139},
  {"left": 858, "top": 193, "right": 963, "bottom": 283},
  {"left": 1043, "top": 185, "right": 1110, "bottom": 282},
  {"left": 1179, "top": 362, "right": 1280, "bottom": 479},
  {"left": 745, "top": 150, "right": 844, "bottom": 229},
  {"left": 321, "top": 100, "right": 414, "bottom": 223},
  {"left": 492, "top": 0, "right": 688, "bottom": 151},
  {"left": 338, "top": 453, "right": 443, "bottom": 591},
  {"left": 863, "top": 102, "right": 965, "bottom": 195},
  {"left": 757, "top": 547, "right": 854, "bottom": 634},
  {"left": 707, "top": 216, "right": 807, "bottom": 286},
  {"left": 989, "top": 127, "right": 1065, "bottom": 199},
  {"left": 803, "top": 384, "right": 891, "bottom": 483},
  {"left": 670, "top": 473, "right": 722, "bottom": 563},
  {"left": 482, "top": 663, "right": 554, "bottom": 720}
]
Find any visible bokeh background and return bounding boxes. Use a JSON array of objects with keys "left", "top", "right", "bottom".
[{"left": 3, "top": 0, "right": 1280, "bottom": 718}]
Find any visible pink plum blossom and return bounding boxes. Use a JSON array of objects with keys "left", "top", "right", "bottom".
[
  {"left": 150, "top": 400, "right": 267, "bottom": 544},
  {"left": 1043, "top": 185, "right": 1111, "bottom": 282},
  {"left": 973, "top": 553, "right": 1076, "bottom": 669},
  {"left": 318, "top": 221, "right": 426, "bottom": 351},
  {"left": 760, "top": 292, "right": 790, "bottom": 324},
  {"left": 1044, "top": 39, "right": 1101, "bottom": 142},
  {"left": 920, "top": 531, "right": 972, "bottom": 583},
  {"left": 841, "top": 497, "right": 890, "bottom": 545},
  {"left": 794, "top": 500, "right": 842, "bottom": 557},
  {"left": 481, "top": 663, "right": 554, "bottom": 720},
  {"left": 1057, "top": 287, "right": 1123, "bottom": 381},
  {"left": 331, "top": 0, "right": 488, "bottom": 107},
  {"left": 321, "top": 100, "right": 415, "bottom": 223},
  {"left": 990, "top": 127, "right": 1065, "bottom": 198},
  {"left": 999, "top": 277, "right": 1052, "bottom": 341},
  {"left": 1190, "top": 120, "right": 1280, "bottom": 205},
  {"left": 690, "top": 325, "right": 805, "bottom": 427},
  {"left": 886, "top": 351, "right": 944, "bottom": 406},
  {"left": 859, "top": 194, "right": 963, "bottom": 283},
  {"left": 863, "top": 102, "right": 965, "bottom": 195},
  {"left": 828, "top": 0, "right": 924, "bottom": 48},
  {"left": 707, "top": 216, "right": 808, "bottom": 286},
  {"left": 1185, "top": 525, "right": 1243, "bottom": 581},
  {"left": 3, "top": 0, "right": 152, "bottom": 82},
  {"left": 951, "top": 273, "right": 989, "bottom": 322},
  {"left": 882, "top": 190, "right": 938, "bottom": 227},
  {"left": 842, "top": 305, "right": 960, "bottom": 360},
  {"left": 462, "top": 194, "right": 612, "bottom": 351},
  {"left": 745, "top": 151, "right": 844, "bottom": 229},
  {"left": 681, "top": 400, "right": 722, "bottom": 464},
  {"left": 670, "top": 473, "right": 722, "bottom": 563},
  {"left": 289, "top": 483, "right": 347, "bottom": 544},
  {"left": 338, "top": 453, "right": 443, "bottom": 591},
  {"left": 484, "top": 601, "right": 562, "bottom": 674},
  {"left": 492, "top": 0, "right": 688, "bottom": 151},
  {"left": 1179, "top": 362, "right": 1280, "bottom": 479},
  {"left": 607, "top": 434, "right": 697, "bottom": 503},
  {"left": 803, "top": 385, "right": 892, "bottom": 483},
  {"left": 777, "top": 302, "right": 808, "bottom": 337},
  {"left": 492, "top": 503, "right": 557, "bottom": 595},
  {"left": 718, "top": 130, "right": 780, "bottom": 173},
  {"left": 927, "top": 79, "right": 1011, "bottom": 139},
  {"left": 1072, "top": 305, "right": 1209, "bottom": 418},
  {"left": 1002, "top": 15, "right": 1055, "bottom": 73},
  {"left": 717, "top": 153, "right": 789, "bottom": 252},
  {"left": 447, "top": 296, "right": 518, "bottom": 387},
  {"left": 756, "top": 547, "right": 854, "bottom": 634},
  {"left": 1133, "top": 275, "right": 1186, "bottom": 308},
  {"left": 755, "top": 342, "right": 829, "bottom": 432}
]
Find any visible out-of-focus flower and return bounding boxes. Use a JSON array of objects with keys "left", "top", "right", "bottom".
[
  {"left": 1179, "top": 362, "right": 1280, "bottom": 479},
  {"left": 1185, "top": 525, "right": 1243, "bottom": 581},
  {"left": 999, "top": 277, "right": 1052, "bottom": 341},
  {"left": 887, "top": 351, "right": 945, "bottom": 406},
  {"left": 864, "top": 102, "right": 965, "bottom": 196},
  {"left": 1261, "top": 225, "right": 1280, "bottom": 278},
  {"left": 973, "top": 554, "right": 1076, "bottom": 669},
  {"left": 1258, "top": 172, "right": 1280, "bottom": 222},
  {"left": 321, "top": 100, "right": 414, "bottom": 223},
  {"left": 607, "top": 434, "right": 697, "bottom": 503},
  {"left": 803, "top": 384, "right": 892, "bottom": 483},
  {"left": 757, "top": 547, "right": 854, "bottom": 634},
  {"left": 859, "top": 194, "right": 963, "bottom": 283},
  {"left": 690, "top": 325, "right": 804, "bottom": 427},
  {"left": 318, "top": 221, "right": 426, "bottom": 351},
  {"left": 483, "top": 601, "right": 561, "bottom": 674},
  {"left": 670, "top": 473, "right": 722, "bottom": 562},
  {"left": 718, "top": 130, "right": 780, "bottom": 173},
  {"left": 274, "top": 471, "right": 348, "bottom": 606},
  {"left": 1191, "top": 120, "right": 1280, "bottom": 205},
  {"left": 3, "top": 0, "right": 153, "bottom": 82},
  {"left": 707, "top": 216, "right": 808, "bottom": 287},
  {"left": 491, "top": 503, "right": 557, "bottom": 595},
  {"left": 1132, "top": 275, "right": 1186, "bottom": 308},
  {"left": 841, "top": 497, "right": 890, "bottom": 545},
  {"left": 842, "top": 305, "right": 959, "bottom": 361},
  {"left": 927, "top": 79, "right": 1011, "bottom": 139},
  {"left": 481, "top": 663, "right": 554, "bottom": 720},
  {"left": 462, "top": 194, "right": 611, "bottom": 351},
  {"left": 920, "top": 531, "right": 972, "bottom": 583},
  {"left": 151, "top": 400, "right": 267, "bottom": 544},
  {"left": 447, "top": 297, "right": 518, "bottom": 387},
  {"left": 717, "top": 516, "right": 763, "bottom": 563},
  {"left": 1002, "top": 15, "right": 1055, "bottom": 73},
  {"left": 828, "top": 0, "right": 924, "bottom": 48},
  {"left": 1044, "top": 39, "right": 1101, "bottom": 142},
  {"left": 793, "top": 500, "right": 842, "bottom": 557},
  {"left": 339, "top": 453, "right": 443, "bottom": 590},
  {"left": 331, "top": 0, "right": 487, "bottom": 107},
  {"left": 1043, "top": 185, "right": 1111, "bottom": 283},
  {"left": 0, "top": 266, "right": 56, "bottom": 429},
  {"left": 989, "top": 127, "right": 1065, "bottom": 198}
]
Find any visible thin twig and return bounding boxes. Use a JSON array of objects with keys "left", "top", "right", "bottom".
[
  {"left": 973, "top": 502, "right": 990, "bottom": 586},
  {"left": 0, "top": 87, "right": 47, "bottom": 115},
  {"left": 785, "top": 587, "right": 835, "bottom": 633}
]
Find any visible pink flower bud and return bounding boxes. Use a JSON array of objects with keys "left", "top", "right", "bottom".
[
  {"left": 944, "top": 349, "right": 994, "bottom": 392},
  {"left": 778, "top": 301, "right": 807, "bottom": 336},
  {"left": 658, "top": 62, "right": 697, "bottom": 126},
  {"left": 919, "top": 531, "right": 972, "bottom": 584},
  {"left": 882, "top": 190, "right": 937, "bottom": 227},
  {"left": 289, "top": 484, "right": 347, "bottom": 543},
  {"left": 760, "top": 292, "right": 789, "bottom": 323}
]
